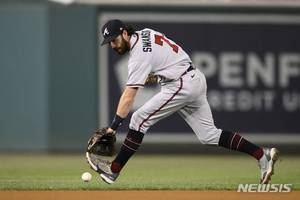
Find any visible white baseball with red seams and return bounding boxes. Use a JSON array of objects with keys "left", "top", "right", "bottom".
[
  {"left": 127, "top": 28, "right": 222, "bottom": 145},
  {"left": 81, "top": 172, "right": 92, "bottom": 182}
]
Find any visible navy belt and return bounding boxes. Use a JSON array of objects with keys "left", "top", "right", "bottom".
[{"left": 182, "top": 65, "right": 195, "bottom": 76}]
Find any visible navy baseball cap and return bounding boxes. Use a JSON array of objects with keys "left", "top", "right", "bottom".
[{"left": 101, "top": 19, "right": 126, "bottom": 46}]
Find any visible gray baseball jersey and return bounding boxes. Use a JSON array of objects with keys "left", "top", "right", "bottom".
[
  {"left": 126, "top": 28, "right": 191, "bottom": 87},
  {"left": 127, "top": 28, "right": 222, "bottom": 145}
]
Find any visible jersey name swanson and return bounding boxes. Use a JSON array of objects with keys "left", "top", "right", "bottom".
[{"left": 141, "top": 30, "right": 152, "bottom": 52}]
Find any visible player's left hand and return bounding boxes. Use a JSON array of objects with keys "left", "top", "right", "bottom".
[
  {"left": 146, "top": 75, "right": 158, "bottom": 83},
  {"left": 87, "top": 127, "right": 116, "bottom": 157}
]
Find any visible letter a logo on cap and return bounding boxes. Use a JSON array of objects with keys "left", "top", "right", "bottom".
[
  {"left": 103, "top": 28, "right": 109, "bottom": 36},
  {"left": 101, "top": 19, "right": 126, "bottom": 46}
]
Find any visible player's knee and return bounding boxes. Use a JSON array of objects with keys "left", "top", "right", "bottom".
[
  {"left": 196, "top": 129, "right": 222, "bottom": 146},
  {"left": 129, "top": 111, "right": 149, "bottom": 134},
  {"left": 129, "top": 112, "right": 139, "bottom": 131},
  {"left": 197, "top": 137, "right": 218, "bottom": 146}
]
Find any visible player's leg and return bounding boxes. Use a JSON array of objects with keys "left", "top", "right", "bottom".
[
  {"left": 179, "top": 102, "right": 263, "bottom": 158},
  {"left": 110, "top": 129, "right": 144, "bottom": 173},
  {"left": 178, "top": 69, "right": 279, "bottom": 183},
  {"left": 179, "top": 103, "right": 279, "bottom": 183},
  {"left": 111, "top": 78, "right": 187, "bottom": 175},
  {"left": 178, "top": 69, "right": 265, "bottom": 158}
]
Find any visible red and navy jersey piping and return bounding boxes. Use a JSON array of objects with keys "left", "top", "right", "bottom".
[
  {"left": 131, "top": 33, "right": 139, "bottom": 50},
  {"left": 127, "top": 84, "right": 144, "bottom": 87}
]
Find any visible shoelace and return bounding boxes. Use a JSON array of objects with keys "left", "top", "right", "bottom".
[
  {"left": 97, "top": 158, "right": 111, "bottom": 166},
  {"left": 90, "top": 153, "right": 111, "bottom": 166}
]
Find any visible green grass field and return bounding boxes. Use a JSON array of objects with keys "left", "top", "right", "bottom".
[{"left": 0, "top": 154, "right": 299, "bottom": 190}]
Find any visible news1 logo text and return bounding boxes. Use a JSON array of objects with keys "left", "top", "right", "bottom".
[{"left": 237, "top": 184, "right": 292, "bottom": 192}]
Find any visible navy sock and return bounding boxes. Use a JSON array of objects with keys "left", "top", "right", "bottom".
[
  {"left": 111, "top": 129, "right": 144, "bottom": 173},
  {"left": 218, "top": 131, "right": 263, "bottom": 160}
]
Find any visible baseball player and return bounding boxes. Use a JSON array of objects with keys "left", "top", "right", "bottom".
[{"left": 90, "top": 19, "right": 279, "bottom": 184}]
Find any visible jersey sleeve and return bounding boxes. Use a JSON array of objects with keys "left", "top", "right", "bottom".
[{"left": 127, "top": 61, "right": 152, "bottom": 88}]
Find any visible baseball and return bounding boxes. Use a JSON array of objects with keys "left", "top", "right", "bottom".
[{"left": 81, "top": 172, "right": 92, "bottom": 182}]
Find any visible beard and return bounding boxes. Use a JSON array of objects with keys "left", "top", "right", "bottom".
[{"left": 114, "top": 36, "right": 129, "bottom": 55}]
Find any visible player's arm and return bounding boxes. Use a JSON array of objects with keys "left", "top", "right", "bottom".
[
  {"left": 116, "top": 87, "right": 138, "bottom": 118},
  {"left": 107, "top": 87, "right": 138, "bottom": 134}
]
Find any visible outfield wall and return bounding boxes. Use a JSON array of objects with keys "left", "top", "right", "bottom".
[
  {"left": 0, "top": 1, "right": 299, "bottom": 153},
  {"left": 0, "top": 4, "right": 99, "bottom": 152}
]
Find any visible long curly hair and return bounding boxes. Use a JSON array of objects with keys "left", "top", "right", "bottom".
[{"left": 126, "top": 25, "right": 137, "bottom": 36}]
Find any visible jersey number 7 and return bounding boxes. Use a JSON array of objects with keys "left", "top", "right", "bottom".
[{"left": 155, "top": 35, "right": 179, "bottom": 53}]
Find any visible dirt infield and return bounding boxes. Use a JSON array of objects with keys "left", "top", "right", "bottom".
[{"left": 1, "top": 190, "right": 299, "bottom": 200}]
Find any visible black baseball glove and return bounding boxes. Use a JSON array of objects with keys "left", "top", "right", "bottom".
[{"left": 86, "top": 127, "right": 116, "bottom": 157}]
